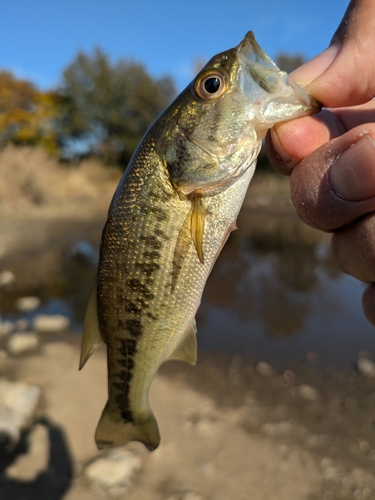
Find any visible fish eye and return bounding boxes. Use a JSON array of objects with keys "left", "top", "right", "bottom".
[{"left": 195, "top": 72, "right": 226, "bottom": 100}]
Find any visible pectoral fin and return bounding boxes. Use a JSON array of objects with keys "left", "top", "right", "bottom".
[
  {"left": 79, "top": 284, "right": 104, "bottom": 370},
  {"left": 166, "top": 319, "right": 197, "bottom": 365},
  {"left": 171, "top": 208, "right": 192, "bottom": 293},
  {"left": 191, "top": 197, "right": 207, "bottom": 264}
]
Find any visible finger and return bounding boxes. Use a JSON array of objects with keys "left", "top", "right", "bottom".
[
  {"left": 266, "top": 101, "right": 375, "bottom": 176},
  {"left": 265, "top": 110, "right": 343, "bottom": 175},
  {"left": 292, "top": 0, "right": 375, "bottom": 107},
  {"left": 290, "top": 128, "right": 375, "bottom": 231},
  {"left": 332, "top": 214, "right": 375, "bottom": 283},
  {"left": 362, "top": 284, "right": 375, "bottom": 327}
]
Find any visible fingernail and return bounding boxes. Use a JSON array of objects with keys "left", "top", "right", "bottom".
[
  {"left": 270, "top": 127, "right": 294, "bottom": 163},
  {"left": 330, "top": 135, "right": 375, "bottom": 201},
  {"left": 290, "top": 43, "right": 341, "bottom": 86}
]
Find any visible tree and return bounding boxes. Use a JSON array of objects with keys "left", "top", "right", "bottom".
[
  {"left": 0, "top": 71, "right": 60, "bottom": 154},
  {"left": 275, "top": 53, "right": 305, "bottom": 74},
  {"left": 57, "top": 48, "right": 176, "bottom": 166}
]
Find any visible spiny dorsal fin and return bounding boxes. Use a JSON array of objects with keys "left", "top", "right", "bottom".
[
  {"left": 79, "top": 284, "right": 104, "bottom": 370},
  {"left": 166, "top": 319, "right": 197, "bottom": 365},
  {"left": 190, "top": 197, "right": 207, "bottom": 264}
]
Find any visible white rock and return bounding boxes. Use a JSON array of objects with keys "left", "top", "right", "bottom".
[
  {"left": 296, "top": 384, "right": 320, "bottom": 402},
  {"left": 15, "top": 296, "right": 41, "bottom": 313},
  {"left": 0, "top": 270, "right": 15, "bottom": 287},
  {"left": 256, "top": 361, "right": 276, "bottom": 378},
  {"left": 32, "top": 314, "right": 70, "bottom": 333},
  {"left": 0, "top": 379, "right": 41, "bottom": 447},
  {"left": 7, "top": 333, "right": 40, "bottom": 355},
  {"left": 85, "top": 448, "right": 143, "bottom": 490},
  {"left": 357, "top": 357, "right": 375, "bottom": 378}
]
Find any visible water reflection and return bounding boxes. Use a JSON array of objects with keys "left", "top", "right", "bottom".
[
  {"left": 1, "top": 208, "right": 374, "bottom": 368},
  {"left": 197, "top": 209, "right": 375, "bottom": 368}
]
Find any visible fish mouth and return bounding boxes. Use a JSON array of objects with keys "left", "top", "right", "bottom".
[{"left": 236, "top": 31, "right": 321, "bottom": 127}]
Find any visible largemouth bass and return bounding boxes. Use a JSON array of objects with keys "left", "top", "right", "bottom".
[{"left": 80, "top": 32, "right": 319, "bottom": 451}]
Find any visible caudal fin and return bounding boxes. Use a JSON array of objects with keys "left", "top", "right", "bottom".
[{"left": 95, "top": 401, "right": 160, "bottom": 451}]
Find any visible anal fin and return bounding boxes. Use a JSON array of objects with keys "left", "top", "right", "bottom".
[
  {"left": 166, "top": 319, "right": 197, "bottom": 365},
  {"left": 79, "top": 284, "right": 104, "bottom": 370}
]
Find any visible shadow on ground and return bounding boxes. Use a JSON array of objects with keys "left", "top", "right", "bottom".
[{"left": 0, "top": 417, "right": 73, "bottom": 500}]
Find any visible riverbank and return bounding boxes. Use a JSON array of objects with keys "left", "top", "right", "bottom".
[{"left": 1, "top": 147, "right": 375, "bottom": 499}]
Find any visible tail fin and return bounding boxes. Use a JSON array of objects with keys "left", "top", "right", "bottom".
[{"left": 95, "top": 401, "right": 160, "bottom": 451}]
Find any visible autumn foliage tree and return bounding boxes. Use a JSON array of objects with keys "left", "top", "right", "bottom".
[
  {"left": 0, "top": 71, "right": 61, "bottom": 155},
  {"left": 57, "top": 48, "right": 176, "bottom": 166}
]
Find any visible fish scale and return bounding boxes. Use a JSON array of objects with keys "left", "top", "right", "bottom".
[{"left": 80, "top": 31, "right": 320, "bottom": 451}]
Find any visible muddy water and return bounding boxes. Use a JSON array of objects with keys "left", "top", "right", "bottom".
[{"left": 1, "top": 207, "right": 374, "bottom": 370}]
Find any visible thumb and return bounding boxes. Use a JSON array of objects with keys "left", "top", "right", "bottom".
[{"left": 291, "top": 0, "right": 375, "bottom": 108}]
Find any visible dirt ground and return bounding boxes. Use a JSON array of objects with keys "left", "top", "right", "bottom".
[{"left": 1, "top": 196, "right": 375, "bottom": 500}]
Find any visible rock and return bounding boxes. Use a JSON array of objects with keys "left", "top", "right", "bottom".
[
  {"left": 307, "top": 352, "right": 320, "bottom": 364},
  {"left": 85, "top": 448, "right": 143, "bottom": 491},
  {"left": 7, "top": 333, "right": 40, "bottom": 355},
  {"left": 32, "top": 314, "right": 70, "bottom": 333},
  {"left": 0, "top": 379, "right": 41, "bottom": 448},
  {"left": 15, "top": 318, "right": 29, "bottom": 332},
  {"left": 256, "top": 361, "right": 276, "bottom": 378},
  {"left": 357, "top": 357, "right": 375, "bottom": 378},
  {"left": 0, "top": 320, "right": 15, "bottom": 338},
  {"left": 283, "top": 370, "right": 296, "bottom": 384},
  {"left": 296, "top": 384, "right": 319, "bottom": 402},
  {"left": 167, "top": 492, "right": 204, "bottom": 500},
  {"left": 14, "top": 296, "right": 41, "bottom": 313},
  {"left": 0, "top": 270, "right": 15, "bottom": 287},
  {"left": 261, "top": 421, "right": 293, "bottom": 438}
]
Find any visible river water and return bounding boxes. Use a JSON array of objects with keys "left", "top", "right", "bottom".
[{"left": 1, "top": 206, "right": 374, "bottom": 371}]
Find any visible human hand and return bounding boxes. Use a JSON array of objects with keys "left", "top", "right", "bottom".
[{"left": 266, "top": 0, "right": 375, "bottom": 326}]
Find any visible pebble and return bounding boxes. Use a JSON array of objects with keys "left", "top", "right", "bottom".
[
  {"left": 14, "top": 296, "right": 41, "bottom": 313},
  {"left": 32, "top": 314, "right": 70, "bottom": 333},
  {"left": 0, "top": 320, "right": 15, "bottom": 338},
  {"left": 85, "top": 448, "right": 143, "bottom": 491},
  {"left": 256, "top": 361, "right": 276, "bottom": 378},
  {"left": 167, "top": 492, "right": 204, "bottom": 500},
  {"left": 15, "top": 318, "right": 29, "bottom": 331},
  {"left": 296, "top": 384, "right": 320, "bottom": 402},
  {"left": 0, "top": 270, "right": 15, "bottom": 287},
  {"left": 283, "top": 370, "right": 296, "bottom": 384},
  {"left": 7, "top": 333, "right": 40, "bottom": 355},
  {"left": 307, "top": 351, "right": 320, "bottom": 364},
  {"left": 0, "top": 379, "right": 41, "bottom": 448},
  {"left": 357, "top": 357, "right": 375, "bottom": 378},
  {"left": 261, "top": 421, "right": 293, "bottom": 438}
]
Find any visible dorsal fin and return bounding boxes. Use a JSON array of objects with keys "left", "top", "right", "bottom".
[
  {"left": 166, "top": 319, "right": 197, "bottom": 365},
  {"left": 190, "top": 196, "right": 207, "bottom": 264},
  {"left": 79, "top": 284, "right": 104, "bottom": 370}
]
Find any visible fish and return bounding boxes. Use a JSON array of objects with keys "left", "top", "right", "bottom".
[{"left": 80, "top": 31, "right": 320, "bottom": 451}]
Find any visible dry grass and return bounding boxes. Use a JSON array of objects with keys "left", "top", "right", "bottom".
[
  {"left": 0, "top": 145, "right": 293, "bottom": 212},
  {"left": 0, "top": 145, "right": 121, "bottom": 208},
  {"left": 245, "top": 171, "right": 292, "bottom": 209}
]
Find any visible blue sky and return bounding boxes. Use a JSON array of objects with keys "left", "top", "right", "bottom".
[{"left": 0, "top": 0, "right": 349, "bottom": 92}]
